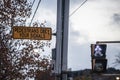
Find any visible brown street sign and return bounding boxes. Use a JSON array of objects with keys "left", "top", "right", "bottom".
[{"left": 12, "top": 26, "right": 52, "bottom": 40}]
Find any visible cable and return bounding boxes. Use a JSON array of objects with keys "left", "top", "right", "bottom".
[
  {"left": 31, "top": 0, "right": 35, "bottom": 8},
  {"left": 69, "top": 0, "right": 87, "bottom": 17},
  {"left": 29, "top": 0, "right": 41, "bottom": 26}
]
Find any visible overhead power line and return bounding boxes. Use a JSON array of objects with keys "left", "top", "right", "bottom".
[
  {"left": 29, "top": 0, "right": 41, "bottom": 26},
  {"left": 69, "top": 0, "right": 87, "bottom": 17},
  {"left": 31, "top": 0, "right": 35, "bottom": 8}
]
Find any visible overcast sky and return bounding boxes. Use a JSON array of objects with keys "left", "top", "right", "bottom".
[{"left": 27, "top": 0, "right": 120, "bottom": 70}]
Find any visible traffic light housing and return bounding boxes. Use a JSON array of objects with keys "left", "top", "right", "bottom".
[
  {"left": 91, "top": 44, "right": 107, "bottom": 59},
  {"left": 91, "top": 44, "right": 107, "bottom": 73},
  {"left": 92, "top": 59, "right": 107, "bottom": 73},
  {"left": 51, "top": 48, "right": 56, "bottom": 73}
]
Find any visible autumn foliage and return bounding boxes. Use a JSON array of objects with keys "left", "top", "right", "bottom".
[{"left": 0, "top": 0, "right": 53, "bottom": 80}]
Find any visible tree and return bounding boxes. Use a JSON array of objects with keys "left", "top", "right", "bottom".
[
  {"left": 114, "top": 53, "right": 120, "bottom": 68},
  {"left": 0, "top": 0, "right": 52, "bottom": 80}
]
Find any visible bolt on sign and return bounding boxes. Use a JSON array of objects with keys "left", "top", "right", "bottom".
[{"left": 12, "top": 26, "right": 52, "bottom": 40}]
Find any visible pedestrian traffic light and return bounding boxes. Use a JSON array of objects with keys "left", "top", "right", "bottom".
[
  {"left": 92, "top": 59, "right": 107, "bottom": 72},
  {"left": 91, "top": 44, "right": 107, "bottom": 59},
  {"left": 91, "top": 44, "right": 107, "bottom": 73}
]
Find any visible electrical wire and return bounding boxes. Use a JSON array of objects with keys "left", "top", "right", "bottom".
[
  {"left": 29, "top": 0, "right": 87, "bottom": 26},
  {"left": 31, "top": 0, "right": 35, "bottom": 8},
  {"left": 69, "top": 0, "right": 87, "bottom": 17},
  {"left": 29, "top": 0, "right": 41, "bottom": 26}
]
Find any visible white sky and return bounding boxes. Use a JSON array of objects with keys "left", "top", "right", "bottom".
[{"left": 27, "top": 0, "right": 120, "bottom": 70}]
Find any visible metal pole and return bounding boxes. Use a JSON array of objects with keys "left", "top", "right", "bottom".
[
  {"left": 55, "top": 0, "right": 69, "bottom": 80},
  {"left": 96, "top": 41, "right": 120, "bottom": 44},
  {"left": 61, "top": 0, "right": 69, "bottom": 80},
  {"left": 101, "top": 74, "right": 120, "bottom": 76},
  {"left": 55, "top": 0, "right": 63, "bottom": 79}
]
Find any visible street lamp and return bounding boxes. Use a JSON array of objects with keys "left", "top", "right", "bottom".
[{"left": 116, "top": 77, "right": 120, "bottom": 80}]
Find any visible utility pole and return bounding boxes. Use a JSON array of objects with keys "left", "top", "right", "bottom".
[{"left": 55, "top": 0, "right": 69, "bottom": 80}]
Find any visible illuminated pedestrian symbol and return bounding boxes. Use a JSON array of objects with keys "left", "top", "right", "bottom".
[{"left": 94, "top": 45, "right": 103, "bottom": 57}]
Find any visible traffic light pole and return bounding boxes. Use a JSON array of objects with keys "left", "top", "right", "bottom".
[{"left": 96, "top": 41, "right": 120, "bottom": 44}]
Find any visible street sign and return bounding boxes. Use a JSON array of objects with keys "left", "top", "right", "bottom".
[{"left": 12, "top": 26, "right": 52, "bottom": 40}]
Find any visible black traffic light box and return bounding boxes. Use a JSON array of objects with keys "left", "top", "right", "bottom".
[
  {"left": 51, "top": 48, "right": 56, "bottom": 73},
  {"left": 91, "top": 44, "right": 107, "bottom": 73},
  {"left": 52, "top": 48, "right": 56, "bottom": 60},
  {"left": 91, "top": 44, "right": 107, "bottom": 59},
  {"left": 92, "top": 59, "right": 107, "bottom": 73}
]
